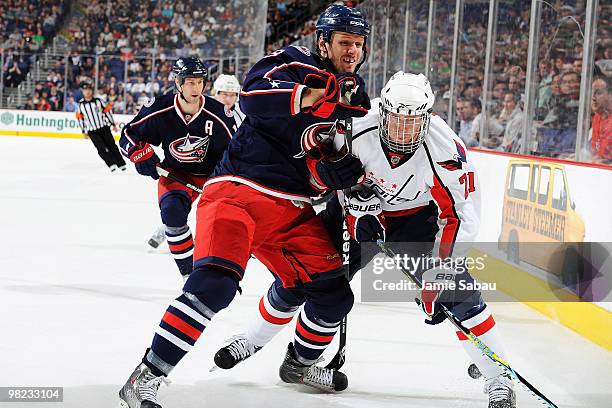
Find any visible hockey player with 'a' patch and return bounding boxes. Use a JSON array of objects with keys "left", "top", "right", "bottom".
[
  {"left": 119, "top": 5, "right": 373, "bottom": 407},
  {"left": 119, "top": 57, "right": 238, "bottom": 281},
  {"left": 213, "top": 72, "right": 517, "bottom": 408}
]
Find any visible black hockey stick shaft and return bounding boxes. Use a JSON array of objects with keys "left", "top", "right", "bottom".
[
  {"left": 156, "top": 166, "right": 203, "bottom": 194},
  {"left": 376, "top": 240, "right": 559, "bottom": 408},
  {"left": 326, "top": 116, "right": 353, "bottom": 370}
]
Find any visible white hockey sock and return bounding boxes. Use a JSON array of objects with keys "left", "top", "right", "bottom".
[
  {"left": 246, "top": 295, "right": 299, "bottom": 348},
  {"left": 455, "top": 307, "right": 508, "bottom": 379}
]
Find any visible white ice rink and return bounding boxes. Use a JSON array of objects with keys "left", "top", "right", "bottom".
[{"left": 1, "top": 136, "right": 611, "bottom": 408}]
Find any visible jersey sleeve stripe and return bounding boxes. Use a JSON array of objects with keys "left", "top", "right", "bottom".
[
  {"left": 423, "top": 143, "right": 460, "bottom": 259},
  {"left": 290, "top": 84, "right": 305, "bottom": 115},
  {"left": 263, "top": 61, "right": 328, "bottom": 79},
  {"left": 240, "top": 88, "right": 294, "bottom": 96}
]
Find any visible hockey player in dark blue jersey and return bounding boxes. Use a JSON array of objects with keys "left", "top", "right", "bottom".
[
  {"left": 119, "top": 57, "right": 236, "bottom": 280},
  {"left": 120, "top": 5, "right": 371, "bottom": 407}
]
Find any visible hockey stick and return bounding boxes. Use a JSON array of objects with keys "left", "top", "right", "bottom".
[
  {"left": 376, "top": 240, "right": 559, "bottom": 408},
  {"left": 155, "top": 166, "right": 203, "bottom": 194},
  {"left": 326, "top": 113, "right": 354, "bottom": 370}
]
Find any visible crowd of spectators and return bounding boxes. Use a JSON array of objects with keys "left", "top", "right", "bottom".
[
  {"left": 1, "top": 0, "right": 68, "bottom": 89},
  {"left": 1, "top": 0, "right": 609, "bottom": 165}
]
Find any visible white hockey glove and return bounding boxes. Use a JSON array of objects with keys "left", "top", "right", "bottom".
[
  {"left": 345, "top": 189, "right": 386, "bottom": 243},
  {"left": 416, "top": 268, "right": 456, "bottom": 325}
]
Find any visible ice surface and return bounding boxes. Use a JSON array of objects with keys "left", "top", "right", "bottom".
[{"left": 1, "top": 137, "right": 610, "bottom": 408}]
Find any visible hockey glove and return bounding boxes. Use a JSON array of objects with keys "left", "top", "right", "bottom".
[
  {"left": 336, "top": 73, "right": 371, "bottom": 111},
  {"left": 416, "top": 268, "right": 456, "bottom": 325},
  {"left": 306, "top": 152, "right": 365, "bottom": 192},
  {"left": 129, "top": 142, "right": 160, "bottom": 180},
  {"left": 346, "top": 189, "right": 386, "bottom": 243},
  {"left": 302, "top": 72, "right": 369, "bottom": 119}
]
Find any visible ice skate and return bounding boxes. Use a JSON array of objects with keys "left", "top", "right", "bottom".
[
  {"left": 147, "top": 226, "right": 166, "bottom": 249},
  {"left": 214, "top": 334, "right": 262, "bottom": 369},
  {"left": 485, "top": 373, "right": 516, "bottom": 408},
  {"left": 279, "top": 343, "right": 348, "bottom": 392},
  {"left": 118, "top": 363, "right": 166, "bottom": 408}
]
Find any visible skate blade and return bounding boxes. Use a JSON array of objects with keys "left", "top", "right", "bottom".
[
  {"left": 209, "top": 364, "right": 219, "bottom": 372},
  {"left": 118, "top": 399, "right": 129, "bottom": 408}
]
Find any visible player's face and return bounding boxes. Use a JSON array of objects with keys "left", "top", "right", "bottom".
[
  {"left": 177, "top": 77, "right": 205, "bottom": 104},
  {"left": 82, "top": 88, "right": 93, "bottom": 99},
  {"left": 386, "top": 112, "right": 425, "bottom": 145},
  {"left": 215, "top": 91, "right": 238, "bottom": 109},
  {"left": 322, "top": 32, "right": 365, "bottom": 73}
]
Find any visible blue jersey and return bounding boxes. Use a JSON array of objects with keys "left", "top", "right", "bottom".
[
  {"left": 120, "top": 93, "right": 236, "bottom": 176},
  {"left": 210, "top": 45, "right": 367, "bottom": 202}
]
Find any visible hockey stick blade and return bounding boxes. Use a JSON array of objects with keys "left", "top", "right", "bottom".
[{"left": 376, "top": 240, "right": 559, "bottom": 408}]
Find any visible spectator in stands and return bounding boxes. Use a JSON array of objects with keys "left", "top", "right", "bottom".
[
  {"left": 542, "top": 74, "right": 564, "bottom": 126},
  {"left": 536, "top": 60, "right": 554, "bottom": 119},
  {"left": 500, "top": 92, "right": 524, "bottom": 153},
  {"left": 23, "top": 97, "right": 36, "bottom": 110},
  {"left": 37, "top": 95, "right": 51, "bottom": 111},
  {"left": 473, "top": 98, "right": 504, "bottom": 149},
  {"left": 559, "top": 70, "right": 581, "bottom": 127},
  {"left": 65, "top": 94, "right": 78, "bottom": 112},
  {"left": 590, "top": 76, "right": 612, "bottom": 164},
  {"left": 4, "top": 60, "right": 24, "bottom": 87},
  {"left": 456, "top": 98, "right": 479, "bottom": 147}
]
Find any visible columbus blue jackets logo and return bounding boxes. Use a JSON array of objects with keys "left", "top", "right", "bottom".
[
  {"left": 293, "top": 122, "right": 336, "bottom": 159},
  {"left": 169, "top": 133, "right": 210, "bottom": 162}
]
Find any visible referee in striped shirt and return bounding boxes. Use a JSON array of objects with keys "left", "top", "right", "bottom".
[{"left": 76, "top": 81, "right": 126, "bottom": 172}]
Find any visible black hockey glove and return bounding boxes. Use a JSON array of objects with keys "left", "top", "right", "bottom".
[{"left": 306, "top": 152, "right": 365, "bottom": 192}]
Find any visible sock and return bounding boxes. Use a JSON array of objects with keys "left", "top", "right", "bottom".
[
  {"left": 247, "top": 293, "right": 299, "bottom": 347},
  {"left": 293, "top": 308, "right": 339, "bottom": 365},
  {"left": 145, "top": 293, "right": 215, "bottom": 375},
  {"left": 166, "top": 225, "right": 194, "bottom": 276},
  {"left": 455, "top": 306, "right": 508, "bottom": 379}
]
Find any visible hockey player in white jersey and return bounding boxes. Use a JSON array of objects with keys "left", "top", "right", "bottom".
[
  {"left": 213, "top": 72, "right": 515, "bottom": 408},
  {"left": 212, "top": 74, "right": 245, "bottom": 129}
]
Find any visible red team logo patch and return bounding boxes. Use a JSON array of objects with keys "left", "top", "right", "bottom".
[{"left": 169, "top": 133, "right": 210, "bottom": 162}]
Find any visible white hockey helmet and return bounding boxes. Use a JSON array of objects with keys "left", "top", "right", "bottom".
[
  {"left": 379, "top": 72, "right": 435, "bottom": 154},
  {"left": 213, "top": 74, "right": 241, "bottom": 95}
]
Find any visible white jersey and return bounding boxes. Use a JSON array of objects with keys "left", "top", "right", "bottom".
[
  {"left": 335, "top": 101, "right": 481, "bottom": 258},
  {"left": 232, "top": 103, "right": 245, "bottom": 129}
]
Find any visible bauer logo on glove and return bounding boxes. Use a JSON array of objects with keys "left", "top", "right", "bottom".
[{"left": 345, "top": 188, "right": 386, "bottom": 242}]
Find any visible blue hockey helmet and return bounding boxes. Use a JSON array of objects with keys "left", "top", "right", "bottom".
[
  {"left": 172, "top": 57, "right": 208, "bottom": 87},
  {"left": 315, "top": 4, "right": 370, "bottom": 43}
]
